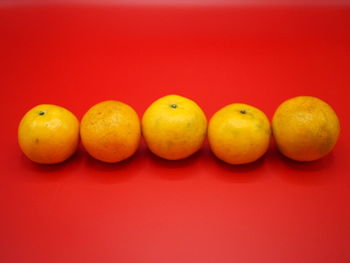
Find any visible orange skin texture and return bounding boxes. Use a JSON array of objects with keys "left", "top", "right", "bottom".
[
  {"left": 142, "top": 95, "right": 207, "bottom": 160},
  {"left": 272, "top": 96, "right": 340, "bottom": 162},
  {"left": 208, "top": 103, "right": 271, "bottom": 165},
  {"left": 80, "top": 100, "right": 141, "bottom": 163},
  {"left": 18, "top": 104, "right": 79, "bottom": 164}
]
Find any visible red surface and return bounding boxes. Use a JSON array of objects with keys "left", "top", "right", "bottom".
[{"left": 1, "top": 3, "right": 350, "bottom": 263}]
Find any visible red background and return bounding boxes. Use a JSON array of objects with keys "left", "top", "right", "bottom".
[{"left": 1, "top": 2, "right": 350, "bottom": 263}]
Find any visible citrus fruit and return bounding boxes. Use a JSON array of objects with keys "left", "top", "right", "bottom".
[
  {"left": 272, "top": 96, "right": 340, "bottom": 162},
  {"left": 18, "top": 104, "right": 79, "bottom": 164},
  {"left": 142, "top": 95, "right": 207, "bottom": 160},
  {"left": 80, "top": 100, "right": 141, "bottom": 163},
  {"left": 208, "top": 103, "right": 271, "bottom": 165}
]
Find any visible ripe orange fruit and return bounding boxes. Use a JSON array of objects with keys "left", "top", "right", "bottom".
[
  {"left": 80, "top": 100, "right": 141, "bottom": 163},
  {"left": 272, "top": 96, "right": 340, "bottom": 162},
  {"left": 18, "top": 104, "right": 79, "bottom": 164},
  {"left": 142, "top": 95, "right": 207, "bottom": 160},
  {"left": 208, "top": 103, "right": 271, "bottom": 165}
]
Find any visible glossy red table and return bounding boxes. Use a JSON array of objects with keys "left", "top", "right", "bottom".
[{"left": 1, "top": 3, "right": 350, "bottom": 263}]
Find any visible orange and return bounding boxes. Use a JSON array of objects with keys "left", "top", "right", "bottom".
[
  {"left": 142, "top": 95, "right": 207, "bottom": 160},
  {"left": 272, "top": 96, "right": 340, "bottom": 162},
  {"left": 80, "top": 100, "right": 141, "bottom": 163},
  {"left": 18, "top": 104, "right": 79, "bottom": 164},
  {"left": 208, "top": 103, "right": 271, "bottom": 164}
]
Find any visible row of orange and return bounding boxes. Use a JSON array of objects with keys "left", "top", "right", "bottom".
[{"left": 18, "top": 95, "right": 340, "bottom": 165}]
